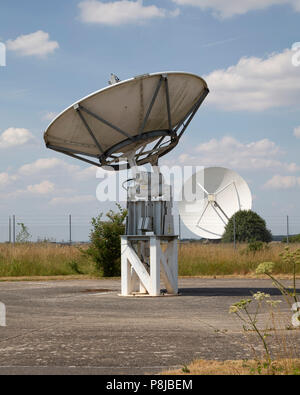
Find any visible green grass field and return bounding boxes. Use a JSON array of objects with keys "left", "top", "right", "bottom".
[{"left": 0, "top": 242, "right": 299, "bottom": 278}]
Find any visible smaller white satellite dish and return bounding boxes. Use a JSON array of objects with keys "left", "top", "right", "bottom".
[{"left": 178, "top": 167, "right": 252, "bottom": 240}]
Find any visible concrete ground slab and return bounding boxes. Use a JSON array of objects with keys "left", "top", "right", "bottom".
[{"left": 0, "top": 278, "right": 299, "bottom": 375}]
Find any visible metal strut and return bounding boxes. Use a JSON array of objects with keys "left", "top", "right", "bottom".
[
  {"left": 74, "top": 105, "right": 104, "bottom": 155},
  {"left": 78, "top": 104, "right": 132, "bottom": 140},
  {"left": 163, "top": 74, "right": 172, "bottom": 133},
  {"left": 139, "top": 76, "right": 163, "bottom": 135}
]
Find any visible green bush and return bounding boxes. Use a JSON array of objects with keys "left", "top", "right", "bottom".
[
  {"left": 16, "top": 223, "right": 31, "bottom": 243},
  {"left": 85, "top": 204, "right": 127, "bottom": 277},
  {"left": 241, "top": 241, "right": 270, "bottom": 255},
  {"left": 68, "top": 260, "right": 84, "bottom": 274},
  {"left": 282, "top": 234, "right": 300, "bottom": 243},
  {"left": 223, "top": 210, "right": 272, "bottom": 243}
]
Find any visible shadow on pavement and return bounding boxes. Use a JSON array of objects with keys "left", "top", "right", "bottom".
[{"left": 179, "top": 287, "right": 300, "bottom": 297}]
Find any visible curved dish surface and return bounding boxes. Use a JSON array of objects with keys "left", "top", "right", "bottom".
[
  {"left": 44, "top": 72, "right": 209, "bottom": 168},
  {"left": 178, "top": 167, "right": 252, "bottom": 239}
]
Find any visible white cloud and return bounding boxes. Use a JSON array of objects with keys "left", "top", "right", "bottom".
[
  {"left": 6, "top": 30, "right": 59, "bottom": 57},
  {"left": 293, "top": 126, "right": 300, "bottom": 139},
  {"left": 172, "top": 0, "right": 300, "bottom": 18},
  {"left": 27, "top": 181, "right": 55, "bottom": 195},
  {"left": 0, "top": 173, "right": 10, "bottom": 188},
  {"left": 0, "top": 128, "right": 34, "bottom": 149},
  {"left": 0, "top": 180, "right": 56, "bottom": 199},
  {"left": 196, "top": 136, "right": 280, "bottom": 156},
  {"left": 78, "top": 0, "right": 179, "bottom": 25},
  {"left": 75, "top": 166, "right": 98, "bottom": 179},
  {"left": 177, "top": 136, "right": 300, "bottom": 172},
  {"left": 264, "top": 175, "right": 300, "bottom": 189},
  {"left": 50, "top": 195, "right": 95, "bottom": 205},
  {"left": 19, "top": 158, "right": 78, "bottom": 176},
  {"left": 204, "top": 48, "right": 300, "bottom": 111},
  {"left": 18, "top": 157, "right": 99, "bottom": 181},
  {"left": 0, "top": 157, "right": 99, "bottom": 209}
]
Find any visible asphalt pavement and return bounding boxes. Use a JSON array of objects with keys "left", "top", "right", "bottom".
[{"left": 0, "top": 278, "right": 299, "bottom": 375}]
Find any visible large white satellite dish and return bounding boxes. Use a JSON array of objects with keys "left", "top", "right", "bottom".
[
  {"left": 178, "top": 167, "right": 252, "bottom": 240},
  {"left": 44, "top": 71, "right": 208, "bottom": 170},
  {"left": 44, "top": 71, "right": 209, "bottom": 297}
]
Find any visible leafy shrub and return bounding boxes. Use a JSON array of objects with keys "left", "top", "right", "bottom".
[
  {"left": 68, "top": 260, "right": 83, "bottom": 274},
  {"left": 241, "top": 241, "right": 270, "bottom": 255},
  {"left": 16, "top": 223, "right": 31, "bottom": 243},
  {"left": 282, "top": 234, "right": 300, "bottom": 243},
  {"left": 223, "top": 210, "right": 272, "bottom": 243},
  {"left": 84, "top": 204, "right": 127, "bottom": 277}
]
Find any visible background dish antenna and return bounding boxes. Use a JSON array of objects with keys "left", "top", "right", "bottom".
[{"left": 178, "top": 167, "right": 252, "bottom": 240}]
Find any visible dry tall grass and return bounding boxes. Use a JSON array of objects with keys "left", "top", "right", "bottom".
[
  {"left": 178, "top": 243, "right": 300, "bottom": 276},
  {"left": 0, "top": 243, "right": 93, "bottom": 277},
  {"left": 0, "top": 242, "right": 299, "bottom": 278},
  {"left": 162, "top": 359, "right": 300, "bottom": 375}
]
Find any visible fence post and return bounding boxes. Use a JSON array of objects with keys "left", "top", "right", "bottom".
[
  {"left": 69, "top": 215, "right": 72, "bottom": 245},
  {"left": 13, "top": 215, "right": 16, "bottom": 244},
  {"left": 9, "top": 216, "right": 11, "bottom": 243}
]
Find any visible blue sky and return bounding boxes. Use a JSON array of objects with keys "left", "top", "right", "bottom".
[{"left": 0, "top": 0, "right": 300, "bottom": 241}]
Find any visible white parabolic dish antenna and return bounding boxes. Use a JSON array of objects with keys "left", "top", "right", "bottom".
[
  {"left": 44, "top": 72, "right": 209, "bottom": 170},
  {"left": 178, "top": 167, "right": 252, "bottom": 240},
  {"left": 43, "top": 71, "right": 210, "bottom": 297}
]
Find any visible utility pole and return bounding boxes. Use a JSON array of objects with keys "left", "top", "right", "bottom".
[
  {"left": 287, "top": 215, "right": 290, "bottom": 245},
  {"left": 178, "top": 215, "right": 181, "bottom": 241},
  {"left": 13, "top": 215, "right": 16, "bottom": 244}
]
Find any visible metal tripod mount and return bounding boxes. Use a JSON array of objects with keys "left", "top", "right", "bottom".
[{"left": 121, "top": 158, "right": 178, "bottom": 297}]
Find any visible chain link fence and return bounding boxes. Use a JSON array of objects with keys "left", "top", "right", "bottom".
[{"left": 1, "top": 214, "right": 300, "bottom": 244}]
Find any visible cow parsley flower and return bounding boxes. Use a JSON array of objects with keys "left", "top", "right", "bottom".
[{"left": 256, "top": 262, "right": 275, "bottom": 275}]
